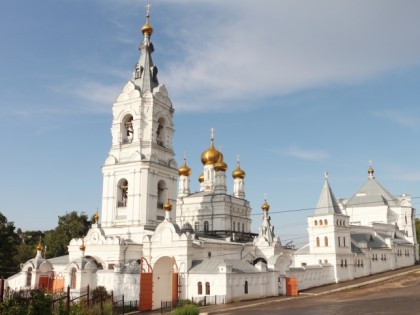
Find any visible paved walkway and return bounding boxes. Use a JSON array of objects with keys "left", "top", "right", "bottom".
[{"left": 129, "top": 264, "right": 420, "bottom": 315}]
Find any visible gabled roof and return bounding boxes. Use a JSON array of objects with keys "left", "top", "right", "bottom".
[
  {"left": 351, "top": 233, "right": 388, "bottom": 249},
  {"left": 346, "top": 177, "right": 399, "bottom": 207},
  {"left": 189, "top": 259, "right": 259, "bottom": 274},
  {"left": 313, "top": 176, "right": 342, "bottom": 215}
]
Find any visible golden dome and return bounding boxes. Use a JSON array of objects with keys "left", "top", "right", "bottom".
[
  {"left": 141, "top": 21, "right": 153, "bottom": 36},
  {"left": 261, "top": 199, "right": 270, "bottom": 212},
  {"left": 36, "top": 237, "right": 43, "bottom": 251},
  {"left": 214, "top": 153, "right": 228, "bottom": 172},
  {"left": 94, "top": 210, "right": 100, "bottom": 224},
  {"left": 179, "top": 159, "right": 192, "bottom": 177},
  {"left": 141, "top": 5, "right": 153, "bottom": 36},
  {"left": 368, "top": 165, "right": 374, "bottom": 176},
  {"left": 79, "top": 244, "right": 86, "bottom": 251},
  {"left": 232, "top": 162, "right": 245, "bottom": 179},
  {"left": 200, "top": 142, "right": 221, "bottom": 165},
  {"left": 164, "top": 199, "right": 172, "bottom": 211},
  {"left": 198, "top": 173, "right": 204, "bottom": 183}
]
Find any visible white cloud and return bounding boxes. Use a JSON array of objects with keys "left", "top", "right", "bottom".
[
  {"left": 155, "top": 0, "right": 420, "bottom": 111},
  {"left": 372, "top": 110, "right": 420, "bottom": 130},
  {"left": 73, "top": 81, "right": 121, "bottom": 112},
  {"left": 284, "top": 146, "right": 329, "bottom": 161}
]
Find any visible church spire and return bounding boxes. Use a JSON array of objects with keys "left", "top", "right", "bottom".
[
  {"left": 314, "top": 172, "right": 342, "bottom": 215},
  {"left": 133, "top": 3, "right": 159, "bottom": 93}
]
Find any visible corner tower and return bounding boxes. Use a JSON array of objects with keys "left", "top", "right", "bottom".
[{"left": 101, "top": 8, "right": 178, "bottom": 238}]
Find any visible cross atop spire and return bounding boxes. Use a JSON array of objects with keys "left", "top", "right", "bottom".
[{"left": 145, "top": 2, "right": 151, "bottom": 16}]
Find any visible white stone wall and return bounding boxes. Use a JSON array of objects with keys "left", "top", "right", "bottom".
[{"left": 287, "top": 265, "right": 335, "bottom": 290}]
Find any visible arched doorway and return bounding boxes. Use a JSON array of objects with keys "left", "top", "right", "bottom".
[{"left": 152, "top": 257, "right": 178, "bottom": 310}]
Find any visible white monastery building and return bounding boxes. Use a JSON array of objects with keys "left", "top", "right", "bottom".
[{"left": 6, "top": 8, "right": 418, "bottom": 311}]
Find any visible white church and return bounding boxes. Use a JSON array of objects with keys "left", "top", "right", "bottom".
[{"left": 6, "top": 9, "right": 418, "bottom": 311}]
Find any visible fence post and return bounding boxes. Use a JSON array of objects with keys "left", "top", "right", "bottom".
[
  {"left": 87, "top": 284, "right": 90, "bottom": 308},
  {"left": 122, "top": 295, "right": 125, "bottom": 315},
  {"left": 66, "top": 285, "right": 70, "bottom": 312},
  {"left": 0, "top": 277, "right": 4, "bottom": 303}
]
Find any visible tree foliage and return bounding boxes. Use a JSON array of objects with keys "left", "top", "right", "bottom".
[
  {"left": 14, "top": 230, "right": 44, "bottom": 265},
  {"left": 44, "top": 211, "right": 90, "bottom": 258},
  {"left": 0, "top": 212, "right": 20, "bottom": 278}
]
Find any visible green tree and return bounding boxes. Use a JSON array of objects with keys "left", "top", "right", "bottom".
[
  {"left": 14, "top": 230, "right": 44, "bottom": 264},
  {"left": 0, "top": 212, "right": 20, "bottom": 278},
  {"left": 44, "top": 211, "right": 90, "bottom": 258}
]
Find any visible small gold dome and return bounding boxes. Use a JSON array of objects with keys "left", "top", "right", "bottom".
[
  {"left": 179, "top": 159, "right": 192, "bottom": 176},
  {"left": 164, "top": 199, "right": 172, "bottom": 211},
  {"left": 232, "top": 162, "right": 245, "bottom": 179},
  {"left": 36, "top": 237, "right": 43, "bottom": 251},
  {"left": 141, "top": 22, "right": 153, "bottom": 36},
  {"left": 94, "top": 210, "right": 100, "bottom": 224},
  {"left": 214, "top": 153, "right": 228, "bottom": 172},
  {"left": 261, "top": 199, "right": 270, "bottom": 212},
  {"left": 198, "top": 173, "right": 204, "bottom": 183},
  {"left": 200, "top": 142, "right": 221, "bottom": 165},
  {"left": 79, "top": 244, "right": 86, "bottom": 251},
  {"left": 368, "top": 165, "right": 374, "bottom": 176}
]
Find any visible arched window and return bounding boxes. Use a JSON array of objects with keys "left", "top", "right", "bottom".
[
  {"left": 117, "top": 179, "right": 128, "bottom": 207},
  {"left": 194, "top": 222, "right": 199, "bottom": 232},
  {"left": 324, "top": 219, "right": 328, "bottom": 225},
  {"left": 314, "top": 220, "right": 318, "bottom": 226},
  {"left": 242, "top": 223, "right": 245, "bottom": 232},
  {"left": 156, "top": 117, "right": 166, "bottom": 146},
  {"left": 237, "top": 222, "right": 240, "bottom": 231},
  {"left": 343, "top": 237, "right": 346, "bottom": 247},
  {"left": 26, "top": 267, "right": 32, "bottom": 287},
  {"left": 319, "top": 220, "right": 323, "bottom": 226},
  {"left": 232, "top": 221, "right": 235, "bottom": 231},
  {"left": 316, "top": 237, "right": 320, "bottom": 247},
  {"left": 157, "top": 180, "right": 167, "bottom": 209},
  {"left": 244, "top": 281, "right": 248, "bottom": 294},
  {"left": 204, "top": 221, "right": 209, "bottom": 232},
  {"left": 205, "top": 282, "right": 210, "bottom": 295},
  {"left": 324, "top": 236, "right": 328, "bottom": 247},
  {"left": 197, "top": 282, "right": 202, "bottom": 295},
  {"left": 70, "top": 268, "right": 77, "bottom": 289},
  {"left": 122, "top": 115, "right": 134, "bottom": 144}
]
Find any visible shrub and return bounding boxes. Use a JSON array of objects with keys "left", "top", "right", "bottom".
[{"left": 172, "top": 303, "right": 199, "bottom": 315}]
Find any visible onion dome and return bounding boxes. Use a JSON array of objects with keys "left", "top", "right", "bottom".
[
  {"left": 94, "top": 209, "right": 100, "bottom": 224},
  {"left": 79, "top": 240, "right": 86, "bottom": 252},
  {"left": 368, "top": 164, "right": 374, "bottom": 177},
  {"left": 36, "top": 237, "right": 43, "bottom": 251},
  {"left": 179, "top": 158, "right": 192, "bottom": 176},
  {"left": 164, "top": 199, "right": 172, "bottom": 211},
  {"left": 201, "top": 141, "right": 221, "bottom": 165},
  {"left": 232, "top": 161, "right": 246, "bottom": 179},
  {"left": 261, "top": 198, "right": 270, "bottom": 212},
  {"left": 214, "top": 153, "right": 228, "bottom": 172},
  {"left": 198, "top": 173, "right": 204, "bottom": 183},
  {"left": 141, "top": 5, "right": 153, "bottom": 36}
]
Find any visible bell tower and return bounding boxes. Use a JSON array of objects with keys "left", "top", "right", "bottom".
[{"left": 100, "top": 8, "right": 178, "bottom": 240}]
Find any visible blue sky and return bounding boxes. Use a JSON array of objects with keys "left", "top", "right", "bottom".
[{"left": 1, "top": 0, "right": 420, "bottom": 248}]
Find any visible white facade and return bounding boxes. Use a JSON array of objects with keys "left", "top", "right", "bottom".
[
  {"left": 6, "top": 9, "right": 418, "bottom": 311},
  {"left": 291, "top": 170, "right": 418, "bottom": 288}
]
